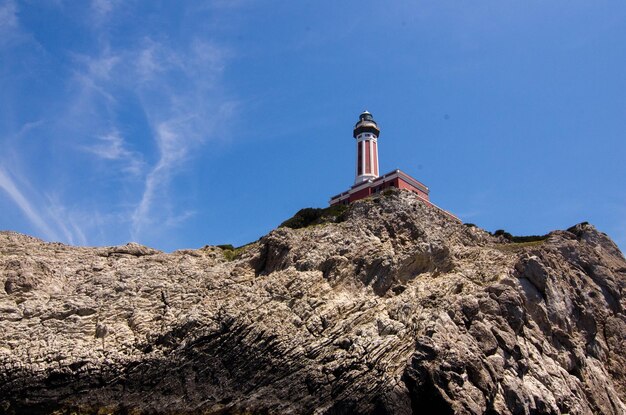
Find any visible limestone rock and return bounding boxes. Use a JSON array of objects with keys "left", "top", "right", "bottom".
[{"left": 0, "top": 190, "right": 625, "bottom": 414}]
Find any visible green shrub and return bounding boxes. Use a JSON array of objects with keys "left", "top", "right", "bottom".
[
  {"left": 493, "top": 229, "right": 513, "bottom": 240},
  {"left": 218, "top": 242, "right": 256, "bottom": 261},
  {"left": 492, "top": 229, "right": 548, "bottom": 243},
  {"left": 280, "top": 204, "right": 348, "bottom": 229},
  {"left": 510, "top": 235, "right": 549, "bottom": 243}
]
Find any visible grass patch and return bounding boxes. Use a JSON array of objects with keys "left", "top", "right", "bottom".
[
  {"left": 218, "top": 242, "right": 255, "bottom": 261},
  {"left": 279, "top": 204, "right": 348, "bottom": 229},
  {"left": 490, "top": 229, "right": 549, "bottom": 252},
  {"left": 494, "top": 239, "right": 547, "bottom": 252}
]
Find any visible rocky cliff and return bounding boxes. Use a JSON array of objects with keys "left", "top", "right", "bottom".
[{"left": 1, "top": 190, "right": 625, "bottom": 415}]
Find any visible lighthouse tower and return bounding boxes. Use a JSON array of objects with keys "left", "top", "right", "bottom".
[{"left": 353, "top": 110, "right": 380, "bottom": 184}]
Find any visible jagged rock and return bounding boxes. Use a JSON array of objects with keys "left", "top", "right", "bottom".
[{"left": 0, "top": 190, "right": 625, "bottom": 414}]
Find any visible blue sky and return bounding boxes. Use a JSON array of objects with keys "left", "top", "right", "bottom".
[{"left": 1, "top": 1, "right": 625, "bottom": 253}]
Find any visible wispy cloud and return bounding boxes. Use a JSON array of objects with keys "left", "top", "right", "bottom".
[
  {"left": 69, "top": 51, "right": 119, "bottom": 106},
  {"left": 0, "top": 164, "right": 94, "bottom": 245},
  {"left": 0, "top": 166, "right": 59, "bottom": 240},
  {"left": 0, "top": 0, "right": 20, "bottom": 47},
  {"left": 0, "top": 3, "right": 239, "bottom": 248},
  {"left": 129, "top": 116, "right": 204, "bottom": 239},
  {"left": 136, "top": 43, "right": 163, "bottom": 81},
  {"left": 0, "top": 0, "right": 16, "bottom": 28},
  {"left": 66, "top": 37, "right": 237, "bottom": 242},
  {"left": 128, "top": 41, "right": 235, "bottom": 239},
  {"left": 130, "top": 121, "right": 179, "bottom": 237},
  {"left": 91, "top": 0, "right": 115, "bottom": 16},
  {"left": 0, "top": 0, "right": 44, "bottom": 51},
  {"left": 90, "top": 0, "right": 121, "bottom": 24},
  {"left": 83, "top": 131, "right": 144, "bottom": 175},
  {"left": 44, "top": 194, "right": 88, "bottom": 246},
  {"left": 84, "top": 131, "right": 130, "bottom": 159},
  {"left": 15, "top": 119, "right": 46, "bottom": 138}
]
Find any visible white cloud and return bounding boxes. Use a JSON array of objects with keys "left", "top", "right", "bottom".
[
  {"left": 130, "top": 119, "right": 192, "bottom": 239},
  {"left": 92, "top": 0, "right": 112, "bottom": 15},
  {"left": 69, "top": 51, "right": 120, "bottom": 105},
  {"left": 164, "top": 210, "right": 195, "bottom": 228},
  {"left": 136, "top": 44, "right": 163, "bottom": 81},
  {"left": 85, "top": 53, "right": 120, "bottom": 81},
  {"left": 129, "top": 97, "right": 238, "bottom": 240},
  {"left": 125, "top": 41, "right": 236, "bottom": 239},
  {"left": 84, "top": 131, "right": 128, "bottom": 159},
  {"left": 0, "top": 0, "right": 16, "bottom": 28},
  {"left": 83, "top": 131, "right": 144, "bottom": 175},
  {"left": 0, "top": 0, "right": 44, "bottom": 50},
  {"left": 0, "top": 166, "right": 59, "bottom": 241},
  {"left": 16, "top": 119, "right": 46, "bottom": 138},
  {"left": 0, "top": 0, "right": 20, "bottom": 47},
  {"left": 2, "top": 8, "right": 239, "bottom": 246},
  {"left": 0, "top": 0, "right": 255, "bottom": 253},
  {"left": 91, "top": 0, "right": 120, "bottom": 21},
  {"left": 65, "top": 38, "right": 238, "bottom": 241},
  {"left": 43, "top": 195, "right": 88, "bottom": 246},
  {"left": 0, "top": 166, "right": 93, "bottom": 245},
  {"left": 134, "top": 39, "right": 230, "bottom": 86}
]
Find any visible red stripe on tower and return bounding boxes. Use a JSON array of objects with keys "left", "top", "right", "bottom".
[{"left": 373, "top": 141, "right": 378, "bottom": 176}]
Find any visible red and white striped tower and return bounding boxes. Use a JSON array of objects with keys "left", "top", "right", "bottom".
[{"left": 353, "top": 110, "right": 380, "bottom": 184}]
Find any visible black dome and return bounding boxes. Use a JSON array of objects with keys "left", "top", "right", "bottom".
[{"left": 353, "top": 110, "right": 380, "bottom": 138}]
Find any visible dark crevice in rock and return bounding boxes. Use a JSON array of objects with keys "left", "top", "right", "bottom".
[{"left": 401, "top": 365, "right": 454, "bottom": 415}]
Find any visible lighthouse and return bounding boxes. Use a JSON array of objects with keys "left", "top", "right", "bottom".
[
  {"left": 353, "top": 110, "right": 380, "bottom": 184},
  {"left": 328, "top": 110, "right": 459, "bottom": 221},
  {"left": 329, "top": 110, "right": 431, "bottom": 206}
]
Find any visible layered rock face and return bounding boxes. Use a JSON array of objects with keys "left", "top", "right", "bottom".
[{"left": 1, "top": 190, "right": 625, "bottom": 414}]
